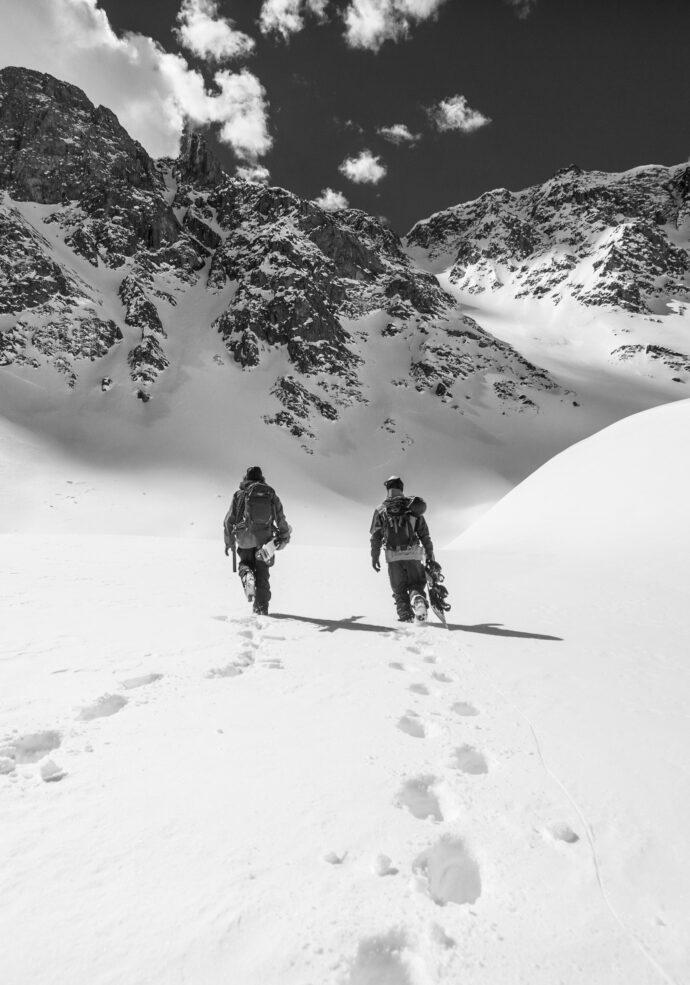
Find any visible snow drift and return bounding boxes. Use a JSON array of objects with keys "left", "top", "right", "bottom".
[{"left": 457, "top": 398, "right": 690, "bottom": 554}]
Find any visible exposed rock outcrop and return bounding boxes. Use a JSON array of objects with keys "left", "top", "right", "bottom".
[
  {"left": 5, "top": 66, "right": 687, "bottom": 449},
  {"left": 407, "top": 163, "right": 690, "bottom": 314}
]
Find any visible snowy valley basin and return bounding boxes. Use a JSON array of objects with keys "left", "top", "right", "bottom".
[
  {"left": 2, "top": 400, "right": 690, "bottom": 985},
  {"left": 2, "top": 65, "right": 690, "bottom": 985}
]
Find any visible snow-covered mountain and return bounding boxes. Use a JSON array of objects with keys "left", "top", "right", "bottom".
[
  {"left": 1, "top": 66, "right": 689, "bottom": 536},
  {"left": 407, "top": 162, "right": 690, "bottom": 316},
  {"left": 2, "top": 65, "right": 690, "bottom": 985}
]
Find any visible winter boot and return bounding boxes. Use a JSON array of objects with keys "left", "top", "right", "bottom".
[
  {"left": 410, "top": 592, "right": 428, "bottom": 623},
  {"left": 242, "top": 571, "right": 256, "bottom": 603},
  {"left": 253, "top": 601, "right": 268, "bottom": 615}
]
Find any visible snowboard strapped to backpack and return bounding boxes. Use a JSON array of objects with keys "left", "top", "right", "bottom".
[{"left": 235, "top": 481, "right": 275, "bottom": 548}]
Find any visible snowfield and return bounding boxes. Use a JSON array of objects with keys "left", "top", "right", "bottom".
[{"left": 2, "top": 401, "right": 689, "bottom": 984}]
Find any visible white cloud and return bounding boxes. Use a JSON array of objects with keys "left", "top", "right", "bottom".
[
  {"left": 175, "top": 0, "right": 255, "bottom": 61},
  {"left": 504, "top": 0, "right": 537, "bottom": 19},
  {"left": 212, "top": 70, "right": 272, "bottom": 159},
  {"left": 259, "top": 0, "right": 329, "bottom": 39},
  {"left": 236, "top": 163, "right": 271, "bottom": 183},
  {"left": 343, "top": 0, "right": 448, "bottom": 51},
  {"left": 313, "top": 187, "right": 349, "bottom": 210},
  {"left": 378, "top": 123, "right": 420, "bottom": 145},
  {"left": 338, "top": 149, "right": 387, "bottom": 184},
  {"left": 428, "top": 94, "right": 491, "bottom": 133},
  {"left": 0, "top": 0, "right": 271, "bottom": 161}
]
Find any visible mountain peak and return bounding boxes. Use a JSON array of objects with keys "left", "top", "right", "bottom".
[
  {"left": 0, "top": 65, "right": 157, "bottom": 204},
  {"left": 176, "top": 128, "right": 223, "bottom": 188}
]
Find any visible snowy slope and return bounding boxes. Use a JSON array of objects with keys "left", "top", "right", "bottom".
[
  {"left": 2, "top": 402, "right": 689, "bottom": 985},
  {"left": 456, "top": 397, "right": 690, "bottom": 554}
]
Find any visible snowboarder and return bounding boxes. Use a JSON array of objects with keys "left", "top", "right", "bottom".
[
  {"left": 370, "top": 475, "right": 435, "bottom": 623},
  {"left": 223, "top": 466, "right": 291, "bottom": 615}
]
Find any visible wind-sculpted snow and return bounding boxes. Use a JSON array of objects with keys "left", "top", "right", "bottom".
[{"left": 457, "top": 398, "right": 690, "bottom": 554}]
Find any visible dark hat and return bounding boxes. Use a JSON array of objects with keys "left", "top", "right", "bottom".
[
  {"left": 384, "top": 475, "right": 404, "bottom": 490},
  {"left": 245, "top": 465, "right": 264, "bottom": 482}
]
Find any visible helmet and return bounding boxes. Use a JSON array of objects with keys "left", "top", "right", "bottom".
[{"left": 384, "top": 475, "right": 404, "bottom": 490}]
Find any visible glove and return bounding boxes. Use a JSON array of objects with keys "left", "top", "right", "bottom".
[
  {"left": 224, "top": 545, "right": 230, "bottom": 556},
  {"left": 372, "top": 557, "right": 381, "bottom": 572}
]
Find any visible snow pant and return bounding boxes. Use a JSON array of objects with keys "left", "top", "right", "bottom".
[
  {"left": 387, "top": 559, "right": 427, "bottom": 620},
  {"left": 237, "top": 547, "right": 272, "bottom": 609}
]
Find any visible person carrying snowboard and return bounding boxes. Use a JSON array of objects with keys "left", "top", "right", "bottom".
[
  {"left": 370, "top": 475, "right": 435, "bottom": 623},
  {"left": 223, "top": 466, "right": 291, "bottom": 615}
]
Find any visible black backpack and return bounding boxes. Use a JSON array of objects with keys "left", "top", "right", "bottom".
[
  {"left": 381, "top": 496, "right": 425, "bottom": 550},
  {"left": 240, "top": 482, "right": 274, "bottom": 536}
]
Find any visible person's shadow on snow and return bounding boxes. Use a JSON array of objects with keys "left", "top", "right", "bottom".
[
  {"left": 445, "top": 622, "right": 562, "bottom": 641},
  {"left": 270, "top": 613, "right": 562, "bottom": 642}
]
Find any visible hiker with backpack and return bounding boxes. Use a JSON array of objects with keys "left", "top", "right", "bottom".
[
  {"left": 223, "top": 466, "right": 291, "bottom": 616},
  {"left": 370, "top": 475, "right": 435, "bottom": 623}
]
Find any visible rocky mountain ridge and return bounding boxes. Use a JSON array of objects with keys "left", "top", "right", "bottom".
[
  {"left": 0, "top": 66, "right": 688, "bottom": 466},
  {"left": 0, "top": 66, "right": 568, "bottom": 447},
  {"left": 406, "top": 163, "right": 690, "bottom": 316}
]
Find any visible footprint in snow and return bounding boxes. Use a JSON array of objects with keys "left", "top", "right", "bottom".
[
  {"left": 452, "top": 701, "right": 479, "bottom": 717},
  {"left": 208, "top": 664, "right": 244, "bottom": 678},
  {"left": 121, "top": 673, "right": 163, "bottom": 690},
  {"left": 451, "top": 745, "right": 488, "bottom": 775},
  {"left": 209, "top": 646, "right": 257, "bottom": 678},
  {"left": 78, "top": 695, "right": 128, "bottom": 721},
  {"left": 372, "top": 854, "right": 399, "bottom": 876},
  {"left": 389, "top": 661, "right": 406, "bottom": 671},
  {"left": 432, "top": 671, "right": 452, "bottom": 684},
  {"left": 423, "top": 655, "right": 437, "bottom": 664},
  {"left": 408, "top": 682, "right": 429, "bottom": 695},
  {"left": 40, "top": 759, "right": 67, "bottom": 783},
  {"left": 323, "top": 850, "right": 347, "bottom": 865},
  {"left": 395, "top": 775, "right": 443, "bottom": 821},
  {"left": 545, "top": 822, "right": 580, "bottom": 844},
  {"left": 414, "top": 836, "right": 482, "bottom": 906},
  {"left": 344, "top": 929, "right": 412, "bottom": 985},
  {"left": 397, "top": 714, "right": 426, "bottom": 739},
  {"left": 0, "top": 730, "right": 62, "bottom": 769},
  {"left": 261, "top": 659, "right": 283, "bottom": 670}
]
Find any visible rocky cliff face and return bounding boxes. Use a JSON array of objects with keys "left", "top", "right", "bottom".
[
  {"left": 0, "top": 66, "right": 570, "bottom": 443},
  {"left": 406, "top": 163, "right": 690, "bottom": 316}
]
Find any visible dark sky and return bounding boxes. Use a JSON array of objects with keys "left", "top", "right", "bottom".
[{"left": 102, "top": 0, "right": 690, "bottom": 233}]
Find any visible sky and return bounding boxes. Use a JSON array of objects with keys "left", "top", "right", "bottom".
[{"left": 0, "top": 0, "right": 689, "bottom": 232}]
